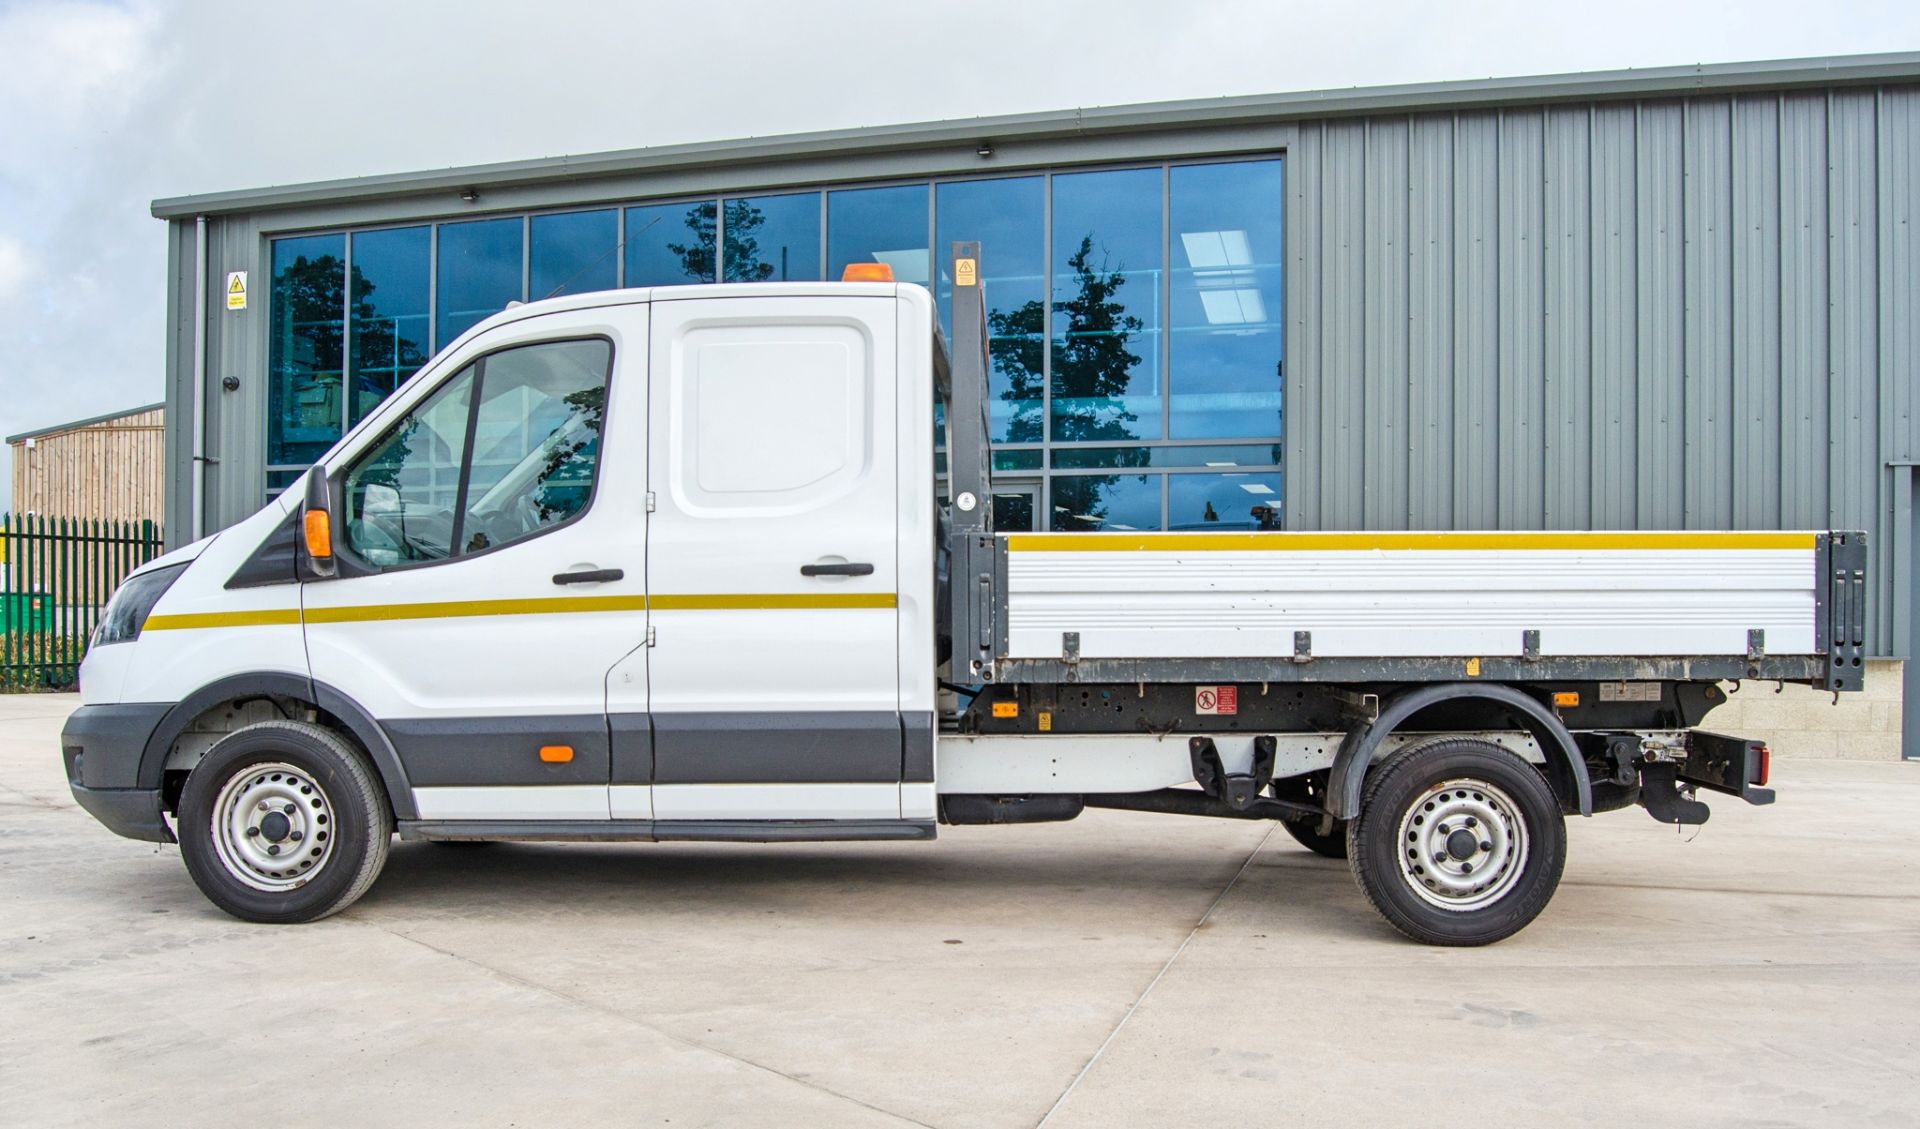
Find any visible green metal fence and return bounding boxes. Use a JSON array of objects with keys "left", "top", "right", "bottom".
[{"left": 1, "top": 514, "right": 164, "bottom": 691}]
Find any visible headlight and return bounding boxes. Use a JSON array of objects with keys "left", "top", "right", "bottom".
[{"left": 92, "top": 564, "right": 187, "bottom": 647}]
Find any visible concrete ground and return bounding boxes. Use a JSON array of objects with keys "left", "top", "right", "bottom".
[{"left": 2, "top": 694, "right": 1916, "bottom": 1129}]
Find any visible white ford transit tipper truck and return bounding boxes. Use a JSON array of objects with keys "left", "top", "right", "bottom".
[{"left": 63, "top": 245, "right": 1866, "bottom": 945}]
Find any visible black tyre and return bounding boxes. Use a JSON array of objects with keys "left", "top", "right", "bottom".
[
  {"left": 1346, "top": 738, "right": 1566, "bottom": 946},
  {"left": 1281, "top": 816, "right": 1348, "bottom": 859},
  {"left": 176, "top": 720, "right": 392, "bottom": 923}
]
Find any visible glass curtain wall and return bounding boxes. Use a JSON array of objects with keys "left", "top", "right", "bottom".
[{"left": 266, "top": 157, "right": 1284, "bottom": 521}]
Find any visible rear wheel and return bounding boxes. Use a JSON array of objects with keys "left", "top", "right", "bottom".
[
  {"left": 1346, "top": 738, "right": 1565, "bottom": 946},
  {"left": 176, "top": 720, "right": 392, "bottom": 923}
]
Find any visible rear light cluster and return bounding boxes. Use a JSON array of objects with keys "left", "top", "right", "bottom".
[{"left": 1753, "top": 743, "right": 1771, "bottom": 788}]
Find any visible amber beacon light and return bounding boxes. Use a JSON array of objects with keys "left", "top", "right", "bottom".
[
  {"left": 303, "top": 510, "right": 332, "bottom": 559},
  {"left": 841, "top": 262, "right": 894, "bottom": 282}
]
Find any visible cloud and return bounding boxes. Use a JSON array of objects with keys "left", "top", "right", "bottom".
[{"left": 0, "top": 236, "right": 29, "bottom": 304}]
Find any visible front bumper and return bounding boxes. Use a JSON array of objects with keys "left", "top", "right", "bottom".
[{"left": 62, "top": 702, "right": 175, "bottom": 842}]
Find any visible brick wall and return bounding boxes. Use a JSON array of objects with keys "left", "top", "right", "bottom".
[{"left": 1705, "top": 659, "right": 1905, "bottom": 761}]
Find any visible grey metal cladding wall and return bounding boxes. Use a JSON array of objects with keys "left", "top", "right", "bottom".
[{"left": 1286, "top": 84, "right": 1920, "bottom": 656}]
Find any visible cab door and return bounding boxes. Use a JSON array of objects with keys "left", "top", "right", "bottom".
[
  {"left": 303, "top": 309, "right": 647, "bottom": 822},
  {"left": 638, "top": 292, "right": 902, "bottom": 820}
]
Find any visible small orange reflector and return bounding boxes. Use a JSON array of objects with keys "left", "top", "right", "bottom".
[
  {"left": 991, "top": 701, "right": 1019, "bottom": 718},
  {"left": 841, "top": 262, "right": 895, "bottom": 282},
  {"left": 303, "top": 510, "right": 332, "bottom": 558},
  {"left": 539, "top": 745, "right": 574, "bottom": 763},
  {"left": 1754, "top": 744, "right": 1771, "bottom": 787},
  {"left": 1552, "top": 691, "right": 1580, "bottom": 708}
]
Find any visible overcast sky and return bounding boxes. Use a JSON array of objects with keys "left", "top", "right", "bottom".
[{"left": 0, "top": 0, "right": 1915, "bottom": 502}]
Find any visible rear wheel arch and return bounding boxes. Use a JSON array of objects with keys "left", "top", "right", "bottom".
[
  {"left": 1327, "top": 683, "right": 1591, "bottom": 822},
  {"left": 138, "top": 673, "right": 416, "bottom": 820}
]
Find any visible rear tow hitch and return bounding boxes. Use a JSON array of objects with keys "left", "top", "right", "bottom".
[{"left": 1637, "top": 761, "right": 1712, "bottom": 826}]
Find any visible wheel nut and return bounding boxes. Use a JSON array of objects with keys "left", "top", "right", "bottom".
[
  {"left": 1464, "top": 817, "right": 1478, "bottom": 828},
  {"left": 267, "top": 845, "right": 280, "bottom": 856},
  {"left": 1460, "top": 861, "right": 1473, "bottom": 874},
  {"left": 245, "top": 826, "right": 260, "bottom": 838},
  {"left": 1480, "top": 840, "right": 1493, "bottom": 852},
  {"left": 1433, "top": 852, "right": 1448, "bottom": 864},
  {"left": 1436, "top": 822, "right": 1450, "bottom": 834},
  {"left": 290, "top": 831, "right": 303, "bottom": 842}
]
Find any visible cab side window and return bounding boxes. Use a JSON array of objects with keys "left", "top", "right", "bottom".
[{"left": 343, "top": 338, "right": 612, "bottom": 567}]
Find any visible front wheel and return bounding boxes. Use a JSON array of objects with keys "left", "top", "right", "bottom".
[
  {"left": 176, "top": 720, "right": 392, "bottom": 923},
  {"left": 1346, "top": 738, "right": 1566, "bottom": 946}
]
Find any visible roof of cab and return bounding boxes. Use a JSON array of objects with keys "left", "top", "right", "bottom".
[{"left": 452, "top": 280, "right": 921, "bottom": 342}]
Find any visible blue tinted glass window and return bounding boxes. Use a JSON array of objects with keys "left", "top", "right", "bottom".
[
  {"left": 437, "top": 218, "right": 524, "bottom": 343},
  {"left": 828, "top": 184, "right": 928, "bottom": 284},
  {"left": 269, "top": 233, "right": 345, "bottom": 466},
  {"left": 1168, "top": 471, "right": 1282, "bottom": 531},
  {"left": 1170, "top": 160, "right": 1284, "bottom": 439},
  {"left": 626, "top": 201, "right": 717, "bottom": 287},
  {"left": 1050, "top": 168, "right": 1162, "bottom": 444},
  {"left": 530, "top": 209, "right": 617, "bottom": 299},
  {"left": 348, "top": 226, "right": 430, "bottom": 426},
  {"left": 1051, "top": 443, "right": 1281, "bottom": 469},
  {"left": 936, "top": 177, "right": 1044, "bottom": 443},
  {"left": 723, "top": 193, "right": 820, "bottom": 282},
  {"left": 1049, "top": 473, "right": 1162, "bottom": 532}
]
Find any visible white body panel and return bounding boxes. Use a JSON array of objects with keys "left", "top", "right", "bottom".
[
  {"left": 639, "top": 291, "right": 908, "bottom": 820},
  {"left": 1004, "top": 535, "right": 1821, "bottom": 661},
  {"left": 303, "top": 306, "right": 649, "bottom": 727},
  {"left": 84, "top": 498, "right": 307, "bottom": 707},
  {"left": 652, "top": 783, "right": 904, "bottom": 820},
  {"left": 641, "top": 292, "right": 901, "bottom": 712},
  {"left": 935, "top": 731, "right": 1549, "bottom": 795},
  {"left": 413, "top": 786, "right": 609, "bottom": 820},
  {"left": 891, "top": 290, "right": 940, "bottom": 719}
]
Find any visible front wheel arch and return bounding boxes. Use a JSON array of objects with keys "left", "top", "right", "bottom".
[{"left": 137, "top": 673, "right": 416, "bottom": 820}]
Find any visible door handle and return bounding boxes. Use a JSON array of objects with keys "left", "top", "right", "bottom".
[
  {"left": 553, "top": 568, "right": 624, "bottom": 585},
  {"left": 800, "top": 562, "right": 875, "bottom": 577}
]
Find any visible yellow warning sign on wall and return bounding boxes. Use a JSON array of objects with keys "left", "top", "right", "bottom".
[{"left": 225, "top": 271, "right": 247, "bottom": 311}]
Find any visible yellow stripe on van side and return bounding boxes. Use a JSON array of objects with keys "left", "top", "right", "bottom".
[
  {"left": 303, "top": 592, "right": 895, "bottom": 623},
  {"left": 143, "top": 592, "right": 899, "bottom": 631},
  {"left": 143, "top": 609, "right": 303, "bottom": 631},
  {"left": 649, "top": 593, "right": 898, "bottom": 611},
  {"left": 303, "top": 595, "right": 652, "bottom": 624},
  {"left": 1004, "top": 531, "right": 1818, "bottom": 553}
]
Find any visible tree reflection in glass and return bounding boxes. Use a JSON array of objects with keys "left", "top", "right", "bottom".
[{"left": 991, "top": 236, "right": 1155, "bottom": 531}]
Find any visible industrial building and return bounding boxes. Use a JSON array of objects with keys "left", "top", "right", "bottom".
[{"left": 151, "top": 53, "right": 1919, "bottom": 755}]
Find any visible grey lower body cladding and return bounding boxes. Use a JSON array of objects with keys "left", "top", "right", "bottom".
[
  {"left": 61, "top": 702, "right": 174, "bottom": 842},
  {"left": 381, "top": 710, "right": 937, "bottom": 787}
]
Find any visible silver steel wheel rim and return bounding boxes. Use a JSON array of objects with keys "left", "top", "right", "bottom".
[
  {"left": 210, "top": 761, "right": 336, "bottom": 892},
  {"left": 1394, "top": 777, "right": 1528, "bottom": 912}
]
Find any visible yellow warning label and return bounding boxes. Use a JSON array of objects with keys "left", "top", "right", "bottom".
[
  {"left": 955, "top": 258, "right": 977, "bottom": 287},
  {"left": 1465, "top": 657, "right": 1481, "bottom": 677},
  {"left": 225, "top": 271, "right": 248, "bottom": 311},
  {"left": 1037, "top": 711, "right": 1052, "bottom": 732},
  {"left": 991, "top": 700, "right": 1018, "bottom": 718}
]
